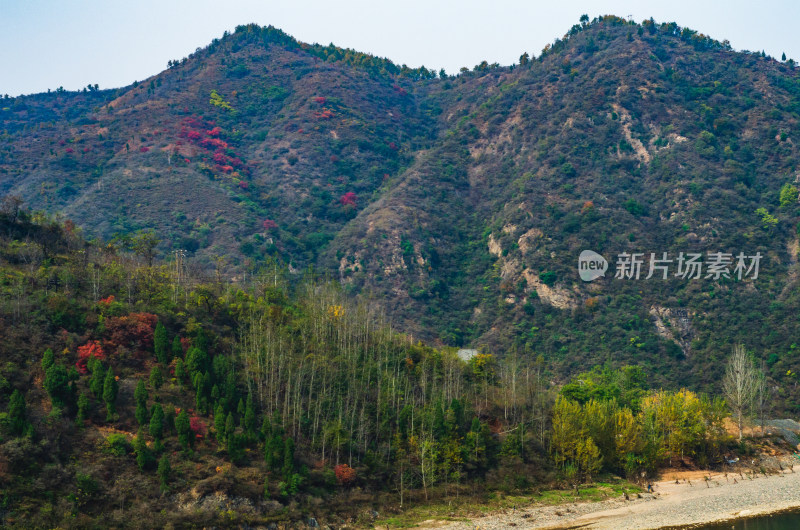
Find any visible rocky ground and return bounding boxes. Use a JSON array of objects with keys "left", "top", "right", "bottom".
[{"left": 428, "top": 461, "right": 800, "bottom": 529}]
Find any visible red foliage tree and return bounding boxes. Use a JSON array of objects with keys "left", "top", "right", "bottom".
[
  {"left": 98, "top": 295, "right": 115, "bottom": 306},
  {"left": 313, "top": 96, "right": 326, "bottom": 104},
  {"left": 76, "top": 340, "right": 106, "bottom": 374},
  {"left": 262, "top": 219, "right": 278, "bottom": 230},
  {"left": 339, "top": 192, "right": 357, "bottom": 207},
  {"left": 190, "top": 416, "right": 207, "bottom": 439},
  {"left": 334, "top": 463, "right": 357, "bottom": 485},
  {"left": 313, "top": 109, "right": 334, "bottom": 120},
  {"left": 65, "top": 147, "right": 74, "bottom": 154},
  {"left": 392, "top": 84, "right": 407, "bottom": 96},
  {"left": 139, "top": 146, "right": 150, "bottom": 153},
  {"left": 103, "top": 312, "right": 158, "bottom": 357}
]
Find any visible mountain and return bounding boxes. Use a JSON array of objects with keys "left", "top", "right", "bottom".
[{"left": 2, "top": 16, "right": 800, "bottom": 407}]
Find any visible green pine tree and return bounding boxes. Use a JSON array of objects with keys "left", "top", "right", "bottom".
[
  {"left": 164, "top": 406, "right": 175, "bottom": 434},
  {"left": 176, "top": 409, "right": 191, "bottom": 449},
  {"left": 134, "top": 379, "right": 148, "bottom": 404},
  {"left": 154, "top": 321, "right": 168, "bottom": 364},
  {"left": 134, "top": 380, "right": 149, "bottom": 426},
  {"left": 43, "top": 363, "right": 70, "bottom": 408},
  {"left": 149, "top": 365, "right": 163, "bottom": 390},
  {"left": 282, "top": 437, "right": 295, "bottom": 477},
  {"left": 102, "top": 368, "right": 118, "bottom": 421},
  {"left": 157, "top": 454, "right": 171, "bottom": 492},
  {"left": 225, "top": 412, "right": 238, "bottom": 460},
  {"left": 89, "top": 360, "right": 106, "bottom": 398},
  {"left": 225, "top": 412, "right": 235, "bottom": 443},
  {"left": 174, "top": 358, "right": 185, "bottom": 389},
  {"left": 149, "top": 403, "right": 164, "bottom": 441},
  {"left": 8, "top": 389, "right": 28, "bottom": 436},
  {"left": 41, "top": 348, "right": 55, "bottom": 372},
  {"left": 134, "top": 428, "right": 152, "bottom": 470},
  {"left": 214, "top": 404, "right": 226, "bottom": 442},
  {"left": 244, "top": 393, "right": 256, "bottom": 437},
  {"left": 261, "top": 416, "right": 272, "bottom": 442},
  {"left": 76, "top": 391, "right": 90, "bottom": 424},
  {"left": 171, "top": 335, "right": 183, "bottom": 361}
]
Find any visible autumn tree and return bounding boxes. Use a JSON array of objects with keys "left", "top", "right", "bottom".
[{"left": 334, "top": 463, "right": 357, "bottom": 485}]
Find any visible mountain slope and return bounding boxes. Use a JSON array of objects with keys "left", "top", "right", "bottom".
[
  {"left": 326, "top": 17, "right": 800, "bottom": 400},
  {"left": 2, "top": 17, "right": 800, "bottom": 406}
]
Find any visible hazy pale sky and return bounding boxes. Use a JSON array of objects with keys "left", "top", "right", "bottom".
[{"left": 2, "top": 0, "right": 799, "bottom": 96}]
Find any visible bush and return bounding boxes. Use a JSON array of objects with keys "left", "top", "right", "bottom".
[
  {"left": 104, "top": 433, "right": 131, "bottom": 456},
  {"left": 540, "top": 271, "right": 558, "bottom": 286}
]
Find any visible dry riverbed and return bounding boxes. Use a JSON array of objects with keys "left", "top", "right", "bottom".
[{"left": 425, "top": 467, "right": 800, "bottom": 529}]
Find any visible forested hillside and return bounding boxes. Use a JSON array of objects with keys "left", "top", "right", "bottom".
[
  {"left": 0, "top": 201, "right": 758, "bottom": 527},
  {"left": 3, "top": 15, "right": 800, "bottom": 524}
]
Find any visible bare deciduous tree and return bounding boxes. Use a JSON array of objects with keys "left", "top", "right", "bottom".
[
  {"left": 754, "top": 365, "right": 769, "bottom": 435},
  {"left": 723, "top": 344, "right": 758, "bottom": 441}
]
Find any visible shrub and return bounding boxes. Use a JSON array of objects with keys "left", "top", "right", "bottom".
[
  {"left": 76, "top": 340, "right": 105, "bottom": 374},
  {"left": 104, "top": 433, "right": 131, "bottom": 456},
  {"left": 334, "top": 463, "right": 357, "bottom": 485}
]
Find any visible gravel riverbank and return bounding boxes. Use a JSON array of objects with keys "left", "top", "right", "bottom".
[{"left": 429, "top": 467, "right": 800, "bottom": 529}]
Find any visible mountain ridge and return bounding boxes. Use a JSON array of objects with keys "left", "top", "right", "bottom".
[{"left": 2, "top": 16, "right": 800, "bottom": 407}]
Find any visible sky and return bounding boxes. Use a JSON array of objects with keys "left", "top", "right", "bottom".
[{"left": 2, "top": 0, "right": 800, "bottom": 97}]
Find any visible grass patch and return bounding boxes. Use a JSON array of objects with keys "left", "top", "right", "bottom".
[{"left": 376, "top": 479, "right": 642, "bottom": 527}]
